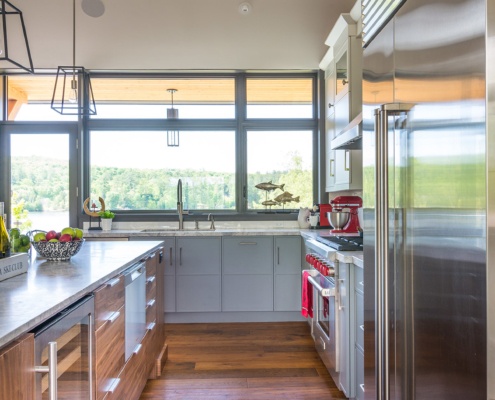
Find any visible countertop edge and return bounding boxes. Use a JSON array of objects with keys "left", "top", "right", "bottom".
[{"left": 0, "top": 241, "right": 164, "bottom": 348}]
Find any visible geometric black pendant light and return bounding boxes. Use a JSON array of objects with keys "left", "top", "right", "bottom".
[
  {"left": 167, "top": 88, "right": 179, "bottom": 147},
  {"left": 0, "top": 0, "right": 34, "bottom": 73},
  {"left": 51, "top": 0, "right": 96, "bottom": 115}
]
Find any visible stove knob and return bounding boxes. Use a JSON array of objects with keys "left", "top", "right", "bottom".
[{"left": 305, "top": 254, "right": 311, "bottom": 263}]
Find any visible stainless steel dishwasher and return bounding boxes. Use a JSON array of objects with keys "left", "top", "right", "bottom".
[{"left": 124, "top": 261, "right": 146, "bottom": 360}]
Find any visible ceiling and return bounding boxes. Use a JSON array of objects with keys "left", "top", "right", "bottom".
[{"left": 7, "top": 0, "right": 353, "bottom": 73}]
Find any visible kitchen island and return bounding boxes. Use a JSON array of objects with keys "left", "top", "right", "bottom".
[
  {"left": 0, "top": 239, "right": 165, "bottom": 400},
  {"left": 0, "top": 240, "right": 163, "bottom": 347}
]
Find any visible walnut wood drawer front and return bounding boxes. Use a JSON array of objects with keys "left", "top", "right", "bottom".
[
  {"left": 95, "top": 304, "right": 125, "bottom": 400},
  {"left": 146, "top": 296, "right": 157, "bottom": 325},
  {"left": 94, "top": 275, "right": 125, "bottom": 331},
  {"left": 102, "top": 367, "right": 125, "bottom": 400},
  {"left": 124, "top": 328, "right": 155, "bottom": 400},
  {"left": 146, "top": 255, "right": 157, "bottom": 279}
]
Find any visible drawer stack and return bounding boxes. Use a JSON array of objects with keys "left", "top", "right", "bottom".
[{"left": 94, "top": 275, "right": 126, "bottom": 400}]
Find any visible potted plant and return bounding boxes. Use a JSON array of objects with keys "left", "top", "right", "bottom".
[{"left": 98, "top": 210, "right": 115, "bottom": 231}]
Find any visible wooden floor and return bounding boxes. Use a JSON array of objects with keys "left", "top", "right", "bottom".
[{"left": 139, "top": 322, "right": 347, "bottom": 400}]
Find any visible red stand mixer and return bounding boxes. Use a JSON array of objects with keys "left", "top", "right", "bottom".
[{"left": 328, "top": 195, "right": 362, "bottom": 233}]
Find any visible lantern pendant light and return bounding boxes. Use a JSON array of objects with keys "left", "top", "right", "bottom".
[
  {"left": 51, "top": 0, "right": 96, "bottom": 115},
  {"left": 0, "top": 0, "right": 34, "bottom": 73},
  {"left": 167, "top": 88, "right": 179, "bottom": 147}
]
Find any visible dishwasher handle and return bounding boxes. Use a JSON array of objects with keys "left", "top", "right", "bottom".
[{"left": 124, "top": 262, "right": 146, "bottom": 286}]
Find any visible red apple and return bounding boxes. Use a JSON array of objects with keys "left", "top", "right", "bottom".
[
  {"left": 45, "top": 230, "right": 58, "bottom": 241},
  {"left": 59, "top": 234, "right": 72, "bottom": 242}
]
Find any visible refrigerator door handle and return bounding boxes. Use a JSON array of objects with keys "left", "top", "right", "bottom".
[{"left": 374, "top": 102, "right": 414, "bottom": 400}]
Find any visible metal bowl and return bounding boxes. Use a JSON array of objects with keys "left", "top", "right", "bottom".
[{"left": 327, "top": 211, "right": 350, "bottom": 230}]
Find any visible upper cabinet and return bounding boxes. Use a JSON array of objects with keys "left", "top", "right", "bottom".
[{"left": 320, "top": 13, "right": 363, "bottom": 193}]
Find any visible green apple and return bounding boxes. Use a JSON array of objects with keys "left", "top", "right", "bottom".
[
  {"left": 33, "top": 232, "right": 46, "bottom": 242},
  {"left": 9, "top": 228, "right": 20, "bottom": 239},
  {"left": 48, "top": 238, "right": 59, "bottom": 243},
  {"left": 74, "top": 228, "right": 84, "bottom": 239},
  {"left": 20, "top": 235, "right": 30, "bottom": 246},
  {"left": 61, "top": 227, "right": 76, "bottom": 238}
]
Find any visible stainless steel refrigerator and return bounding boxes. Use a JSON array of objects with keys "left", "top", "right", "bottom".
[{"left": 362, "top": 0, "right": 494, "bottom": 399}]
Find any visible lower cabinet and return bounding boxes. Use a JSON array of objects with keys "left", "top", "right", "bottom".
[
  {"left": 0, "top": 333, "right": 34, "bottom": 400},
  {"left": 95, "top": 246, "right": 165, "bottom": 400},
  {"left": 354, "top": 265, "right": 364, "bottom": 400},
  {"left": 274, "top": 236, "right": 302, "bottom": 311},
  {"left": 176, "top": 237, "right": 222, "bottom": 312},
  {"left": 94, "top": 274, "right": 125, "bottom": 400},
  {"left": 222, "top": 236, "right": 273, "bottom": 311}
]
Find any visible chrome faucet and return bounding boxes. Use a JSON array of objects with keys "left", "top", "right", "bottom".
[{"left": 177, "top": 179, "right": 188, "bottom": 230}]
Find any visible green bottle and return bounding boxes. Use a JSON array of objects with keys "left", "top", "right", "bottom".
[{"left": 0, "top": 203, "right": 11, "bottom": 258}]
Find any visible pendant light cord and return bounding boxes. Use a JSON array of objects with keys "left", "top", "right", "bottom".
[{"left": 72, "top": 0, "right": 76, "bottom": 82}]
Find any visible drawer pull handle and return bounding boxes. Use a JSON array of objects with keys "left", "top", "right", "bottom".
[
  {"left": 360, "top": 383, "right": 365, "bottom": 392},
  {"left": 148, "top": 322, "right": 156, "bottom": 331},
  {"left": 360, "top": 324, "right": 364, "bottom": 332},
  {"left": 359, "top": 281, "right": 364, "bottom": 286},
  {"left": 239, "top": 242, "right": 257, "bottom": 245},
  {"left": 106, "top": 278, "right": 121, "bottom": 287},
  {"left": 147, "top": 276, "right": 156, "bottom": 284},
  {"left": 107, "top": 311, "right": 120, "bottom": 324},
  {"left": 107, "top": 378, "right": 121, "bottom": 393},
  {"left": 133, "top": 344, "right": 142, "bottom": 355},
  {"left": 147, "top": 299, "right": 156, "bottom": 308}
]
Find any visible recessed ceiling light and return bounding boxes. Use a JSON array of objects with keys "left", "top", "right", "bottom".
[{"left": 238, "top": 2, "right": 252, "bottom": 15}]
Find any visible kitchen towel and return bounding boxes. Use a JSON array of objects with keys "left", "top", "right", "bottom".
[{"left": 301, "top": 270, "right": 313, "bottom": 318}]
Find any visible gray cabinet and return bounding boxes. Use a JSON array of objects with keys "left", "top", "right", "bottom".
[
  {"left": 176, "top": 237, "right": 221, "bottom": 312},
  {"left": 161, "top": 238, "right": 176, "bottom": 313},
  {"left": 354, "top": 265, "right": 364, "bottom": 399},
  {"left": 338, "top": 262, "right": 352, "bottom": 397},
  {"left": 274, "top": 236, "right": 302, "bottom": 311},
  {"left": 222, "top": 236, "right": 273, "bottom": 311}
]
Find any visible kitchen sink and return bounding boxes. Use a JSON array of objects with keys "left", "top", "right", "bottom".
[{"left": 140, "top": 228, "right": 213, "bottom": 232}]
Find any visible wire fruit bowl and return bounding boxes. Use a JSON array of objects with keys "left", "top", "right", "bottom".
[{"left": 29, "top": 230, "right": 85, "bottom": 261}]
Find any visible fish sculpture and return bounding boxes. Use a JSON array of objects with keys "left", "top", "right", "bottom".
[
  {"left": 262, "top": 200, "right": 279, "bottom": 207},
  {"left": 255, "top": 181, "right": 285, "bottom": 192},
  {"left": 274, "top": 191, "right": 300, "bottom": 204}
]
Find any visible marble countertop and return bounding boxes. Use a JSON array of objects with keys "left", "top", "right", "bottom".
[
  {"left": 0, "top": 240, "right": 163, "bottom": 348},
  {"left": 83, "top": 227, "right": 304, "bottom": 238}
]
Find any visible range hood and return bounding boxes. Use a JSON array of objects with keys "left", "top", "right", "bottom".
[{"left": 331, "top": 112, "right": 362, "bottom": 150}]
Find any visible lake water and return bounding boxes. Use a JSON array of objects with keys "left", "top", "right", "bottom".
[{"left": 10, "top": 211, "right": 69, "bottom": 233}]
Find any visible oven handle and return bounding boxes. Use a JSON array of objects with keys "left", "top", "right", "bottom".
[{"left": 307, "top": 275, "right": 335, "bottom": 298}]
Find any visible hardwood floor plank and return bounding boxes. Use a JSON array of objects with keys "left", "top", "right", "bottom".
[{"left": 140, "top": 322, "right": 347, "bottom": 400}]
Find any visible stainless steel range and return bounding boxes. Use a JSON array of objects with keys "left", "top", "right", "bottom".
[
  {"left": 302, "top": 234, "right": 362, "bottom": 396},
  {"left": 302, "top": 237, "right": 341, "bottom": 391}
]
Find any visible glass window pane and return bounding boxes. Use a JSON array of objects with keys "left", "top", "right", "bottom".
[
  {"left": 90, "top": 78, "right": 236, "bottom": 119},
  {"left": 246, "top": 78, "right": 313, "bottom": 118},
  {"left": 10, "top": 134, "right": 70, "bottom": 231},
  {"left": 89, "top": 130, "right": 236, "bottom": 211},
  {"left": 8, "top": 76, "right": 77, "bottom": 121},
  {"left": 247, "top": 130, "right": 313, "bottom": 211}
]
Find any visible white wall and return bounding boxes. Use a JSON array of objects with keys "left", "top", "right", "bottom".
[{"left": 13, "top": 0, "right": 352, "bottom": 71}]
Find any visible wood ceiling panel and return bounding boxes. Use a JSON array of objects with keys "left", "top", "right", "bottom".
[{"left": 7, "top": 76, "right": 314, "bottom": 104}]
